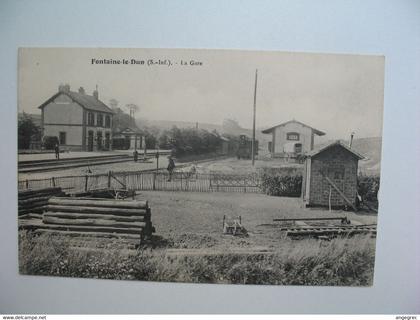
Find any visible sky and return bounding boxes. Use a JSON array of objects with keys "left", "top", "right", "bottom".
[{"left": 18, "top": 48, "right": 385, "bottom": 140}]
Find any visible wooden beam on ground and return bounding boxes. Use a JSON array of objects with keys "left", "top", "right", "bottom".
[
  {"left": 43, "top": 212, "right": 145, "bottom": 222},
  {"left": 20, "top": 222, "right": 144, "bottom": 235},
  {"left": 48, "top": 197, "right": 148, "bottom": 209},
  {"left": 33, "top": 229, "right": 141, "bottom": 240},
  {"left": 46, "top": 205, "right": 148, "bottom": 216},
  {"left": 42, "top": 216, "right": 146, "bottom": 229},
  {"left": 273, "top": 217, "right": 347, "bottom": 222}
]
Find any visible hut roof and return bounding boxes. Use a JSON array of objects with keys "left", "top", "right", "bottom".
[{"left": 306, "top": 140, "right": 364, "bottom": 159}]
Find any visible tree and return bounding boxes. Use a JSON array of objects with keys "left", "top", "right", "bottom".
[
  {"left": 112, "top": 108, "right": 136, "bottom": 131},
  {"left": 158, "top": 131, "right": 170, "bottom": 149},
  {"left": 125, "top": 103, "right": 140, "bottom": 119},
  {"left": 145, "top": 133, "right": 158, "bottom": 149},
  {"left": 109, "top": 98, "right": 119, "bottom": 109},
  {"left": 18, "top": 113, "right": 40, "bottom": 149}
]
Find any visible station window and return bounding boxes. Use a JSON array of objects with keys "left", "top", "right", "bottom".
[
  {"left": 97, "top": 114, "right": 104, "bottom": 127},
  {"left": 88, "top": 112, "right": 95, "bottom": 126},
  {"left": 287, "top": 132, "right": 300, "bottom": 141},
  {"left": 105, "top": 115, "right": 111, "bottom": 128},
  {"left": 59, "top": 132, "right": 66, "bottom": 145}
]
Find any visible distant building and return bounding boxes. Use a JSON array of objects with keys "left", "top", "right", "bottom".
[
  {"left": 111, "top": 107, "right": 144, "bottom": 150},
  {"left": 302, "top": 140, "right": 364, "bottom": 209},
  {"left": 38, "top": 85, "right": 114, "bottom": 151},
  {"left": 261, "top": 119, "right": 325, "bottom": 160},
  {"left": 112, "top": 127, "right": 144, "bottom": 150}
]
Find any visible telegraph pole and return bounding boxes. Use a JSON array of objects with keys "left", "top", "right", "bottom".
[{"left": 251, "top": 69, "right": 258, "bottom": 166}]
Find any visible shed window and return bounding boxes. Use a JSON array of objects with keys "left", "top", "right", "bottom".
[
  {"left": 87, "top": 112, "right": 95, "bottom": 126},
  {"left": 329, "top": 166, "right": 345, "bottom": 180},
  {"left": 287, "top": 132, "right": 300, "bottom": 141}
]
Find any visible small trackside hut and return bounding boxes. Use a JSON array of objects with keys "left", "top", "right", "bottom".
[{"left": 302, "top": 140, "right": 364, "bottom": 211}]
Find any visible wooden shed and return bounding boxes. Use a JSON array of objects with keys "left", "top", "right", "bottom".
[{"left": 302, "top": 141, "right": 364, "bottom": 210}]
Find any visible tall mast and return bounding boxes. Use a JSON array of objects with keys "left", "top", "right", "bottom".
[{"left": 251, "top": 69, "right": 258, "bottom": 166}]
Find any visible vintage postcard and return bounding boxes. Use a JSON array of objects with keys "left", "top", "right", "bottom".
[{"left": 18, "top": 48, "right": 384, "bottom": 286}]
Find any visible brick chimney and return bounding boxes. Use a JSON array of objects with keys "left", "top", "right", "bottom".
[
  {"left": 58, "top": 83, "right": 70, "bottom": 92},
  {"left": 93, "top": 85, "right": 99, "bottom": 100},
  {"left": 78, "top": 87, "right": 85, "bottom": 95}
]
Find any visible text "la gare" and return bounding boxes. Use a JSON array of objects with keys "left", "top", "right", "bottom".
[{"left": 180, "top": 60, "right": 203, "bottom": 66}]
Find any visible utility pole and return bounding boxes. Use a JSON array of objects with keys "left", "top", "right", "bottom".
[{"left": 251, "top": 69, "right": 258, "bottom": 166}]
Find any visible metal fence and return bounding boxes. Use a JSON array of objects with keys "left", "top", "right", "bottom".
[{"left": 18, "top": 170, "right": 262, "bottom": 194}]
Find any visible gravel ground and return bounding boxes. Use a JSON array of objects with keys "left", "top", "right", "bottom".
[{"left": 137, "top": 191, "right": 377, "bottom": 250}]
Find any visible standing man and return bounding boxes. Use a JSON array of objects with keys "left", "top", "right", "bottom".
[
  {"left": 167, "top": 156, "right": 175, "bottom": 181},
  {"left": 133, "top": 149, "right": 139, "bottom": 162},
  {"left": 54, "top": 143, "right": 60, "bottom": 160}
]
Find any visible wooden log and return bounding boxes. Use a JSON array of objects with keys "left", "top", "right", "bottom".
[
  {"left": 18, "top": 187, "right": 62, "bottom": 197},
  {"left": 18, "top": 207, "right": 47, "bottom": 216},
  {"left": 18, "top": 196, "right": 53, "bottom": 206},
  {"left": 43, "top": 212, "right": 146, "bottom": 222},
  {"left": 20, "top": 222, "right": 144, "bottom": 235},
  {"left": 49, "top": 197, "right": 148, "bottom": 209},
  {"left": 18, "top": 213, "right": 43, "bottom": 220},
  {"left": 18, "top": 191, "right": 65, "bottom": 201},
  {"left": 45, "top": 205, "right": 148, "bottom": 216},
  {"left": 18, "top": 190, "right": 63, "bottom": 200},
  {"left": 33, "top": 229, "right": 141, "bottom": 240},
  {"left": 19, "top": 200, "right": 49, "bottom": 208},
  {"left": 43, "top": 215, "right": 146, "bottom": 228}
]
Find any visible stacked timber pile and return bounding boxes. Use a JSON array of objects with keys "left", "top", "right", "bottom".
[
  {"left": 18, "top": 187, "right": 65, "bottom": 217},
  {"left": 19, "top": 197, "right": 154, "bottom": 246}
]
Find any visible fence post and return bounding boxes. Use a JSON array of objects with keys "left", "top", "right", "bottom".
[
  {"left": 25, "top": 179, "right": 29, "bottom": 189},
  {"left": 85, "top": 175, "right": 88, "bottom": 192},
  {"left": 123, "top": 173, "right": 127, "bottom": 190},
  {"left": 107, "top": 171, "right": 111, "bottom": 188},
  {"left": 152, "top": 172, "right": 156, "bottom": 191},
  {"left": 51, "top": 177, "right": 56, "bottom": 187}
]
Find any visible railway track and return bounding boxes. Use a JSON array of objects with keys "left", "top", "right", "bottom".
[
  {"left": 18, "top": 151, "right": 171, "bottom": 173},
  {"left": 257, "top": 224, "right": 377, "bottom": 238}
]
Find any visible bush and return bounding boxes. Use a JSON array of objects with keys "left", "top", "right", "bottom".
[
  {"left": 43, "top": 136, "right": 59, "bottom": 150},
  {"left": 18, "top": 113, "right": 40, "bottom": 149},
  {"left": 158, "top": 126, "right": 224, "bottom": 157},
  {"left": 259, "top": 168, "right": 303, "bottom": 197},
  {"left": 357, "top": 175, "right": 380, "bottom": 203}
]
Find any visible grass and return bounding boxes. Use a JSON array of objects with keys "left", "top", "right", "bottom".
[
  {"left": 18, "top": 190, "right": 377, "bottom": 286},
  {"left": 19, "top": 231, "right": 376, "bottom": 286}
]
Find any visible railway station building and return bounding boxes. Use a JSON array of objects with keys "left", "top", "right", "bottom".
[
  {"left": 38, "top": 84, "right": 114, "bottom": 151},
  {"left": 262, "top": 119, "right": 325, "bottom": 161}
]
